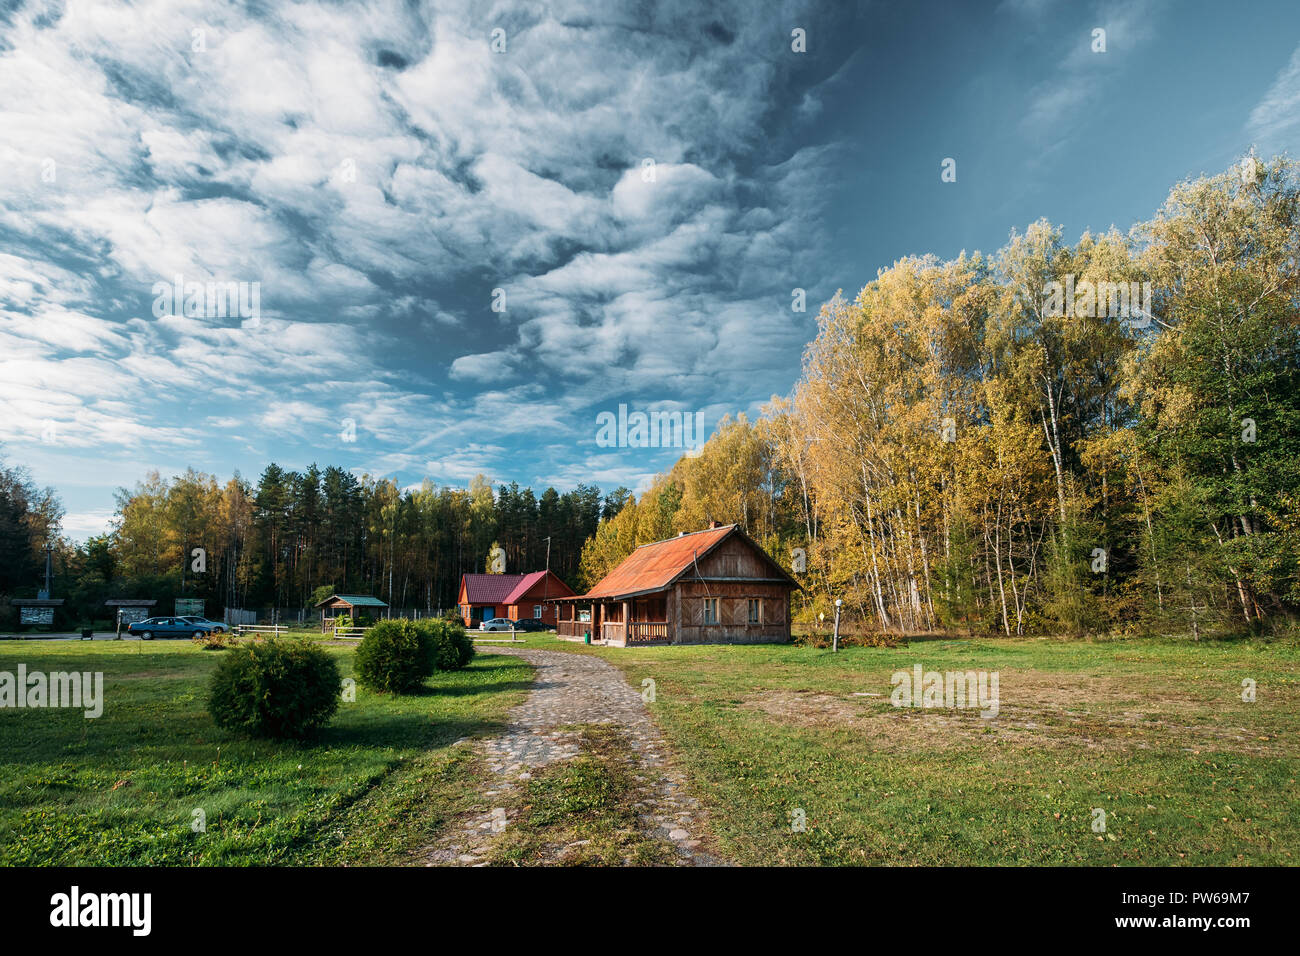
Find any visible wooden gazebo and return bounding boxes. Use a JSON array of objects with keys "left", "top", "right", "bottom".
[{"left": 313, "top": 594, "right": 389, "bottom": 631}]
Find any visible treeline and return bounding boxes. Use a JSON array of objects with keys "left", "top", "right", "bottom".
[
  {"left": 0, "top": 458, "right": 62, "bottom": 598},
  {"left": 580, "top": 156, "right": 1300, "bottom": 637},
  {"left": 2, "top": 459, "right": 628, "bottom": 625}
]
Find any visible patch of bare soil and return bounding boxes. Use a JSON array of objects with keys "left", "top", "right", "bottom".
[{"left": 741, "top": 672, "right": 1295, "bottom": 756}]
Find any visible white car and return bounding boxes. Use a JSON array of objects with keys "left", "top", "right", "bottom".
[{"left": 479, "top": 617, "right": 515, "bottom": 632}]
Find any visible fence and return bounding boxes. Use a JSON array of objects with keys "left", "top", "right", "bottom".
[
  {"left": 222, "top": 607, "right": 452, "bottom": 627},
  {"left": 233, "top": 624, "right": 290, "bottom": 639},
  {"left": 472, "top": 627, "right": 527, "bottom": 644}
]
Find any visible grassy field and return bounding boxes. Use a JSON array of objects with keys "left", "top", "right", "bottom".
[
  {"left": 527, "top": 633, "right": 1300, "bottom": 865},
  {"left": 3, "top": 632, "right": 1297, "bottom": 867},
  {"left": 0, "top": 639, "right": 532, "bottom": 865}
]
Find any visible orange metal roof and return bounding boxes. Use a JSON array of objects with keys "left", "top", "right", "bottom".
[{"left": 578, "top": 524, "right": 737, "bottom": 600}]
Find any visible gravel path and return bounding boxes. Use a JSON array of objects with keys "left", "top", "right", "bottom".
[{"left": 423, "top": 646, "right": 725, "bottom": 866}]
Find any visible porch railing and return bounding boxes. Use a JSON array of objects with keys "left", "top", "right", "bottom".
[
  {"left": 560, "top": 619, "right": 671, "bottom": 642},
  {"left": 628, "top": 622, "right": 670, "bottom": 642}
]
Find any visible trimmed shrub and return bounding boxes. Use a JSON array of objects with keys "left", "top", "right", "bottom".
[
  {"left": 354, "top": 619, "right": 437, "bottom": 693},
  {"left": 207, "top": 640, "right": 341, "bottom": 738},
  {"left": 416, "top": 617, "right": 475, "bottom": 671}
]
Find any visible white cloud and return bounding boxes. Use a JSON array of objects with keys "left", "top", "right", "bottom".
[
  {"left": 0, "top": 0, "right": 836, "bottom": 506},
  {"left": 1249, "top": 44, "right": 1300, "bottom": 146}
]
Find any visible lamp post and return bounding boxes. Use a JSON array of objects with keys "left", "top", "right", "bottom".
[{"left": 833, "top": 598, "right": 842, "bottom": 653}]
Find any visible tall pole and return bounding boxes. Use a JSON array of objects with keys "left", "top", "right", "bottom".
[
  {"left": 543, "top": 536, "right": 551, "bottom": 619},
  {"left": 833, "top": 598, "right": 842, "bottom": 653}
]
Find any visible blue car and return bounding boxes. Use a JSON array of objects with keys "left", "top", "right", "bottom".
[
  {"left": 179, "top": 615, "right": 227, "bottom": 634},
  {"left": 126, "top": 616, "right": 219, "bottom": 640}
]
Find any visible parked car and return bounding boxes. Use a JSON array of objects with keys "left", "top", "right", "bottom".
[
  {"left": 178, "top": 615, "right": 227, "bottom": 634},
  {"left": 511, "top": 617, "right": 550, "bottom": 632},
  {"left": 126, "top": 616, "right": 219, "bottom": 640},
  {"left": 478, "top": 617, "right": 515, "bottom": 632}
]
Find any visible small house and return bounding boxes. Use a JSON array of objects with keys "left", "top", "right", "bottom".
[
  {"left": 314, "top": 594, "right": 389, "bottom": 631},
  {"left": 457, "top": 571, "right": 576, "bottom": 627},
  {"left": 555, "top": 522, "right": 799, "bottom": 646}
]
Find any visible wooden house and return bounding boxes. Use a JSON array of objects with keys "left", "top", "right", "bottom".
[
  {"left": 457, "top": 571, "right": 576, "bottom": 627},
  {"left": 555, "top": 522, "right": 799, "bottom": 646}
]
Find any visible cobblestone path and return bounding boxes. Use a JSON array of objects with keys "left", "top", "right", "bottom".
[{"left": 422, "top": 647, "right": 725, "bottom": 866}]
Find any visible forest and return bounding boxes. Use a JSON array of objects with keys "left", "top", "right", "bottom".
[
  {"left": 578, "top": 156, "right": 1300, "bottom": 637},
  {"left": 2, "top": 155, "right": 1297, "bottom": 636},
  {"left": 0, "top": 461, "right": 625, "bottom": 626}
]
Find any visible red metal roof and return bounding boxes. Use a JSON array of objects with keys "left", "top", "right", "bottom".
[
  {"left": 460, "top": 573, "right": 532, "bottom": 605},
  {"left": 579, "top": 524, "right": 737, "bottom": 600},
  {"left": 461, "top": 572, "right": 575, "bottom": 605},
  {"left": 502, "top": 570, "right": 575, "bottom": 604}
]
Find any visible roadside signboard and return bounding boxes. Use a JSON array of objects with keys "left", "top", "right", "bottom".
[{"left": 19, "top": 607, "right": 54, "bottom": 626}]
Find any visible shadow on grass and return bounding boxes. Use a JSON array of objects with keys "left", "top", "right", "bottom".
[
  {"left": 319, "top": 715, "right": 512, "bottom": 749},
  {"left": 430, "top": 679, "right": 535, "bottom": 697}
]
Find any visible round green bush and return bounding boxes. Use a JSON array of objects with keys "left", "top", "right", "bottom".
[
  {"left": 207, "top": 640, "right": 341, "bottom": 738},
  {"left": 416, "top": 617, "right": 475, "bottom": 671},
  {"left": 354, "top": 619, "right": 437, "bottom": 693}
]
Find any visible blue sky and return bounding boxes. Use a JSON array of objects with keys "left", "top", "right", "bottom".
[{"left": 1, "top": 0, "right": 1298, "bottom": 540}]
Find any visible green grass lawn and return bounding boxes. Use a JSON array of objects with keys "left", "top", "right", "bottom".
[
  {"left": 0, "top": 639, "right": 532, "bottom": 865},
  {"left": 4, "top": 633, "right": 1297, "bottom": 867},
  {"left": 527, "top": 633, "right": 1300, "bottom": 866}
]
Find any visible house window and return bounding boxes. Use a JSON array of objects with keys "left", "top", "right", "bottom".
[
  {"left": 748, "top": 598, "right": 762, "bottom": 624},
  {"left": 533, "top": 605, "right": 544, "bottom": 619},
  {"left": 703, "top": 598, "right": 719, "bottom": 625}
]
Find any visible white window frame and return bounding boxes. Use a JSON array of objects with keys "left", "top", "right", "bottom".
[
  {"left": 533, "top": 604, "right": 544, "bottom": 619},
  {"left": 748, "top": 598, "right": 761, "bottom": 624},
  {"left": 703, "top": 597, "right": 719, "bottom": 625}
]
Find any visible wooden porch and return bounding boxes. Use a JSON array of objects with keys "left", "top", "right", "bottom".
[{"left": 555, "top": 593, "right": 672, "bottom": 646}]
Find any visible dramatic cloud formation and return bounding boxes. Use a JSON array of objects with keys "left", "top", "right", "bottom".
[
  {"left": 1, "top": 0, "right": 1296, "bottom": 537},
  {"left": 1, "top": 0, "right": 850, "bottom": 529}
]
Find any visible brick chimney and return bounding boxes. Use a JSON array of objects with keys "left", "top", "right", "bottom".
[{"left": 708, "top": 520, "right": 722, "bottom": 529}]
